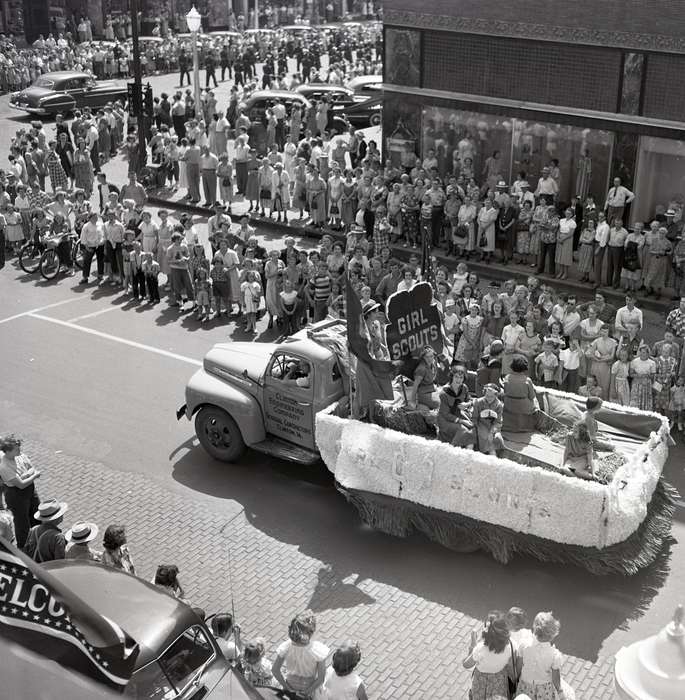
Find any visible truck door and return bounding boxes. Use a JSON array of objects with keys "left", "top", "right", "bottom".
[{"left": 263, "top": 352, "right": 316, "bottom": 450}]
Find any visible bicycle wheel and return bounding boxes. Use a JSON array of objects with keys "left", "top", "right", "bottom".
[
  {"left": 39, "top": 249, "right": 60, "bottom": 280},
  {"left": 72, "top": 241, "right": 84, "bottom": 270},
  {"left": 19, "top": 243, "right": 41, "bottom": 274}
]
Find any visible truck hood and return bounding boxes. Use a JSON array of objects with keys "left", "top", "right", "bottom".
[{"left": 204, "top": 342, "right": 277, "bottom": 382}]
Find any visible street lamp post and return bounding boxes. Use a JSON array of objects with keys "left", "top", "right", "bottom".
[
  {"left": 186, "top": 7, "right": 202, "bottom": 121},
  {"left": 130, "top": 0, "right": 147, "bottom": 170}
]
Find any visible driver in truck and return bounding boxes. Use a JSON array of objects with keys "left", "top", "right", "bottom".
[{"left": 283, "top": 360, "right": 311, "bottom": 388}]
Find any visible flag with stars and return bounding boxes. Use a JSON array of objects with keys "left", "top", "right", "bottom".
[{"left": 0, "top": 536, "right": 139, "bottom": 691}]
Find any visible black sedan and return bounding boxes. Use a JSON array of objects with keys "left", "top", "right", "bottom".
[
  {"left": 295, "top": 83, "right": 381, "bottom": 128},
  {"left": 10, "top": 71, "right": 128, "bottom": 116}
]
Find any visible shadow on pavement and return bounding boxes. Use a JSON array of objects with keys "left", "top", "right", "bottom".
[{"left": 170, "top": 443, "right": 675, "bottom": 661}]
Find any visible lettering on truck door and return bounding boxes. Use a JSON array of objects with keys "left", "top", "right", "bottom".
[{"left": 263, "top": 353, "right": 315, "bottom": 449}]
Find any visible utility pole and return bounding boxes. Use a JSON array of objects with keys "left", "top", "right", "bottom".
[{"left": 130, "top": 0, "right": 147, "bottom": 170}]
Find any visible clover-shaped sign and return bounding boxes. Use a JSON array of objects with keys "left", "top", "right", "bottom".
[{"left": 385, "top": 282, "right": 444, "bottom": 361}]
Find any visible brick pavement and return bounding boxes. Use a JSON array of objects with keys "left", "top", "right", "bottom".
[{"left": 22, "top": 437, "right": 618, "bottom": 699}]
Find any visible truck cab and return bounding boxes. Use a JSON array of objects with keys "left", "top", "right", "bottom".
[{"left": 179, "top": 320, "right": 347, "bottom": 464}]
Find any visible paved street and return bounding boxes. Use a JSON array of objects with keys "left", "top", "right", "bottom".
[{"left": 1, "top": 77, "right": 684, "bottom": 698}]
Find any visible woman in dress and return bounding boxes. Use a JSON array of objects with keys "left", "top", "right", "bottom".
[
  {"left": 306, "top": 168, "right": 327, "bottom": 228},
  {"left": 501, "top": 311, "right": 524, "bottom": 375},
  {"left": 514, "top": 200, "right": 533, "bottom": 265},
  {"left": 244, "top": 149, "right": 260, "bottom": 212},
  {"left": 520, "top": 320, "right": 543, "bottom": 380},
  {"left": 630, "top": 344, "right": 656, "bottom": 411},
  {"left": 289, "top": 103, "right": 302, "bottom": 141},
  {"left": 46, "top": 140, "right": 69, "bottom": 194},
  {"left": 577, "top": 219, "right": 596, "bottom": 283},
  {"left": 406, "top": 346, "right": 440, "bottom": 410},
  {"left": 340, "top": 171, "right": 357, "bottom": 232},
  {"left": 502, "top": 355, "right": 539, "bottom": 431},
  {"left": 555, "top": 207, "right": 576, "bottom": 280},
  {"left": 98, "top": 112, "right": 111, "bottom": 165},
  {"left": 477, "top": 200, "right": 498, "bottom": 262},
  {"left": 653, "top": 343, "right": 677, "bottom": 415},
  {"left": 455, "top": 303, "right": 484, "bottom": 370},
  {"left": 178, "top": 137, "right": 189, "bottom": 190},
  {"left": 55, "top": 132, "right": 74, "bottom": 188},
  {"left": 264, "top": 250, "right": 284, "bottom": 330},
  {"left": 610, "top": 346, "right": 631, "bottom": 406},
  {"left": 463, "top": 610, "right": 515, "bottom": 700},
  {"left": 644, "top": 226, "right": 672, "bottom": 299},
  {"left": 101, "top": 524, "right": 135, "bottom": 574},
  {"left": 265, "top": 108, "right": 277, "bottom": 151},
  {"left": 293, "top": 158, "right": 308, "bottom": 219},
  {"left": 482, "top": 300, "right": 507, "bottom": 350},
  {"left": 73, "top": 140, "right": 94, "bottom": 196},
  {"left": 436, "top": 364, "right": 474, "bottom": 447},
  {"left": 620, "top": 224, "right": 645, "bottom": 293},
  {"left": 400, "top": 184, "right": 420, "bottom": 248},
  {"left": 283, "top": 134, "right": 297, "bottom": 180},
  {"left": 586, "top": 323, "right": 616, "bottom": 400}
]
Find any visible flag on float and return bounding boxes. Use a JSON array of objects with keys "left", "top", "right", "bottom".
[
  {"left": 420, "top": 225, "right": 436, "bottom": 288},
  {"left": 0, "top": 536, "right": 139, "bottom": 691},
  {"left": 346, "top": 278, "right": 394, "bottom": 416}
]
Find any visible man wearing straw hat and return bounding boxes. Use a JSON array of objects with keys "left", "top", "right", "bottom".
[
  {"left": 65, "top": 522, "right": 102, "bottom": 562},
  {"left": 23, "top": 499, "right": 68, "bottom": 563}
]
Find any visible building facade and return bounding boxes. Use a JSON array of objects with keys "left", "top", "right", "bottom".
[{"left": 383, "top": 0, "right": 685, "bottom": 223}]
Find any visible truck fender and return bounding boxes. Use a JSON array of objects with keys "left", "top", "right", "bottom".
[{"left": 184, "top": 369, "right": 266, "bottom": 446}]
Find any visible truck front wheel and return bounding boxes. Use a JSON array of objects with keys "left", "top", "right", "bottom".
[{"left": 195, "top": 407, "right": 246, "bottom": 462}]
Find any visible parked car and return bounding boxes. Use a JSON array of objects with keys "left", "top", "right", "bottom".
[
  {"left": 346, "top": 74, "right": 382, "bottom": 97},
  {"left": 295, "top": 84, "right": 380, "bottom": 128},
  {"left": 243, "top": 90, "right": 348, "bottom": 135},
  {"left": 43, "top": 560, "right": 280, "bottom": 699},
  {"left": 9, "top": 71, "right": 127, "bottom": 116}
]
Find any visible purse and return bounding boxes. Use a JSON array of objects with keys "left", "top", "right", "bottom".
[
  {"left": 310, "top": 198, "right": 318, "bottom": 210},
  {"left": 222, "top": 177, "right": 231, "bottom": 187},
  {"left": 652, "top": 381, "right": 663, "bottom": 393},
  {"left": 478, "top": 233, "right": 487, "bottom": 248},
  {"left": 259, "top": 188, "right": 270, "bottom": 199}
]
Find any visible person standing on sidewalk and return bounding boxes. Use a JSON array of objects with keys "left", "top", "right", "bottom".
[
  {"left": 606, "top": 218, "right": 628, "bottom": 289},
  {"left": 593, "top": 211, "right": 610, "bottom": 287},
  {"left": 536, "top": 205, "right": 559, "bottom": 276},
  {"left": 0, "top": 434, "right": 41, "bottom": 549},
  {"left": 604, "top": 177, "right": 634, "bottom": 224},
  {"left": 178, "top": 49, "right": 191, "bottom": 87},
  {"left": 200, "top": 146, "right": 219, "bottom": 207},
  {"left": 79, "top": 212, "right": 105, "bottom": 284}
]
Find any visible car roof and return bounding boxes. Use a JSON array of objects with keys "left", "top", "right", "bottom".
[
  {"left": 296, "top": 84, "right": 352, "bottom": 95},
  {"left": 348, "top": 75, "right": 382, "bottom": 87},
  {"left": 43, "top": 561, "right": 203, "bottom": 669},
  {"left": 247, "top": 90, "right": 311, "bottom": 105},
  {"left": 40, "top": 71, "right": 90, "bottom": 81}
]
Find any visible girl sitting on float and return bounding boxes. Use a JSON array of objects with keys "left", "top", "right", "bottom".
[
  {"left": 472, "top": 383, "right": 504, "bottom": 456},
  {"left": 436, "top": 364, "right": 475, "bottom": 449},
  {"left": 406, "top": 345, "right": 440, "bottom": 410}
]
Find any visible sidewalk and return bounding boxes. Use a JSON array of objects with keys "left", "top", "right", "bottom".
[
  {"left": 147, "top": 182, "right": 676, "bottom": 316},
  {"left": 24, "top": 436, "right": 616, "bottom": 699}
]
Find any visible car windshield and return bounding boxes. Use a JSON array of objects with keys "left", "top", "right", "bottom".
[
  {"left": 33, "top": 77, "right": 54, "bottom": 88},
  {"left": 124, "top": 625, "right": 214, "bottom": 698}
]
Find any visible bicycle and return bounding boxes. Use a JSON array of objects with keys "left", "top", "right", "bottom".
[
  {"left": 38, "top": 233, "right": 84, "bottom": 281},
  {"left": 18, "top": 237, "right": 46, "bottom": 274}
]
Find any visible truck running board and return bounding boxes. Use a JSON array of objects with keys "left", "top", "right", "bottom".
[{"left": 251, "top": 438, "right": 321, "bottom": 466}]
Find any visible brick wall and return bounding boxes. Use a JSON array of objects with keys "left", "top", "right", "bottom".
[{"left": 384, "top": 0, "right": 685, "bottom": 46}]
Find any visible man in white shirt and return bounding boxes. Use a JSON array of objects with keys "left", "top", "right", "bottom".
[
  {"left": 79, "top": 213, "right": 105, "bottom": 284},
  {"left": 604, "top": 177, "right": 635, "bottom": 225},
  {"left": 534, "top": 166, "right": 559, "bottom": 204},
  {"left": 593, "top": 212, "right": 610, "bottom": 287},
  {"left": 606, "top": 218, "right": 629, "bottom": 288},
  {"left": 614, "top": 294, "right": 643, "bottom": 335}
]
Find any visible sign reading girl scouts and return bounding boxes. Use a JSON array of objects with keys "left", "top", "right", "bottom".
[{"left": 385, "top": 282, "right": 444, "bottom": 361}]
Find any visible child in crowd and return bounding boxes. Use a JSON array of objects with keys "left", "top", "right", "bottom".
[
  {"left": 610, "top": 347, "right": 631, "bottom": 405},
  {"left": 535, "top": 341, "right": 560, "bottom": 388},
  {"left": 505, "top": 607, "right": 535, "bottom": 653},
  {"left": 578, "top": 374, "right": 604, "bottom": 399},
  {"left": 451, "top": 261, "right": 470, "bottom": 296},
  {"left": 243, "top": 638, "right": 274, "bottom": 688},
  {"left": 561, "top": 421, "right": 596, "bottom": 480},
  {"left": 121, "top": 229, "right": 135, "bottom": 293},
  {"left": 324, "top": 641, "right": 369, "bottom": 700},
  {"left": 516, "top": 612, "right": 566, "bottom": 699},
  {"left": 141, "top": 251, "right": 160, "bottom": 304},
  {"left": 272, "top": 610, "right": 329, "bottom": 699},
  {"left": 210, "top": 254, "right": 231, "bottom": 317},
  {"left": 559, "top": 337, "right": 581, "bottom": 394},
  {"left": 241, "top": 269, "right": 262, "bottom": 332},
  {"left": 670, "top": 377, "right": 685, "bottom": 432},
  {"left": 194, "top": 267, "right": 212, "bottom": 321}
]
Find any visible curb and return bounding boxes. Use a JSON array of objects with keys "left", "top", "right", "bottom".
[{"left": 147, "top": 191, "right": 675, "bottom": 315}]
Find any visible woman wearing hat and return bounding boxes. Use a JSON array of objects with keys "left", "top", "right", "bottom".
[
  {"left": 472, "top": 383, "right": 504, "bottom": 455},
  {"left": 65, "top": 522, "right": 101, "bottom": 561},
  {"left": 0, "top": 434, "right": 41, "bottom": 548}
]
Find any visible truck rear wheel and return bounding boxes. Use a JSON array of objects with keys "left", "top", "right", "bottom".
[{"left": 195, "top": 407, "right": 246, "bottom": 462}]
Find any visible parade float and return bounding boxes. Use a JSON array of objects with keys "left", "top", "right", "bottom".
[{"left": 180, "top": 282, "right": 677, "bottom": 576}]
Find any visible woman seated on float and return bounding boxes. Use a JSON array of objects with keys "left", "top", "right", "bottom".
[
  {"left": 406, "top": 345, "right": 440, "bottom": 410},
  {"left": 472, "top": 383, "right": 504, "bottom": 455},
  {"left": 501, "top": 355, "right": 539, "bottom": 432},
  {"left": 437, "top": 364, "right": 475, "bottom": 448}
]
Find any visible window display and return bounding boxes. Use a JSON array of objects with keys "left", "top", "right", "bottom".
[
  {"left": 633, "top": 136, "right": 685, "bottom": 224},
  {"left": 420, "top": 106, "right": 613, "bottom": 207}
]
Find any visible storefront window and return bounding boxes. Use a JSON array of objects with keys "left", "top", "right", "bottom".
[
  {"left": 633, "top": 136, "right": 685, "bottom": 224},
  {"left": 511, "top": 120, "right": 613, "bottom": 205},
  {"left": 422, "top": 107, "right": 513, "bottom": 189},
  {"left": 420, "top": 106, "right": 613, "bottom": 206}
]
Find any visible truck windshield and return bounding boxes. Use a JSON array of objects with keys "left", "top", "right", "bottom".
[{"left": 124, "top": 625, "right": 214, "bottom": 698}]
